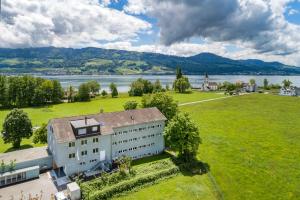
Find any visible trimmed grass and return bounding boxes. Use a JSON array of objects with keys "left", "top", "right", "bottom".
[
  {"left": 114, "top": 174, "right": 217, "bottom": 200},
  {"left": 113, "top": 94, "right": 300, "bottom": 200},
  {"left": 0, "top": 91, "right": 223, "bottom": 153}
]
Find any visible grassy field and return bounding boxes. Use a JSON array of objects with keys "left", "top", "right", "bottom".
[
  {"left": 0, "top": 91, "right": 223, "bottom": 153},
  {"left": 118, "top": 94, "right": 300, "bottom": 200}
]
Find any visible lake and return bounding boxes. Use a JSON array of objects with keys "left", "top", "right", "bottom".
[{"left": 37, "top": 75, "right": 300, "bottom": 92}]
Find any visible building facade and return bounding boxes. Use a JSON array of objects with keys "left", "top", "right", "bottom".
[
  {"left": 279, "top": 87, "right": 297, "bottom": 96},
  {"left": 47, "top": 107, "right": 166, "bottom": 176}
]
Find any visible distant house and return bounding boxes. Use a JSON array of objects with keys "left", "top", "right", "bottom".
[
  {"left": 201, "top": 73, "right": 218, "bottom": 91},
  {"left": 279, "top": 87, "right": 297, "bottom": 96},
  {"left": 241, "top": 82, "right": 257, "bottom": 93}
]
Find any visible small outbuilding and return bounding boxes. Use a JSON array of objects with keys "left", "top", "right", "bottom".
[{"left": 67, "top": 182, "right": 81, "bottom": 200}]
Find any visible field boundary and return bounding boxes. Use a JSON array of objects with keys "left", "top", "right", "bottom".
[
  {"left": 179, "top": 96, "right": 233, "bottom": 106},
  {"left": 207, "top": 171, "right": 225, "bottom": 200}
]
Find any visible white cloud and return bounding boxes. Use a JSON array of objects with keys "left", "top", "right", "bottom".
[{"left": 0, "top": 0, "right": 151, "bottom": 48}]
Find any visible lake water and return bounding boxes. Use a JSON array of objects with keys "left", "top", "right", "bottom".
[{"left": 37, "top": 75, "right": 300, "bottom": 92}]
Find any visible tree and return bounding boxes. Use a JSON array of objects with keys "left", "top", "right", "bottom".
[
  {"left": 77, "top": 83, "right": 91, "bottom": 101},
  {"left": 1, "top": 109, "right": 33, "bottom": 148},
  {"left": 263, "top": 78, "right": 269, "bottom": 89},
  {"left": 33, "top": 124, "right": 48, "bottom": 144},
  {"left": 165, "top": 84, "right": 170, "bottom": 91},
  {"left": 142, "top": 92, "right": 178, "bottom": 121},
  {"left": 282, "top": 79, "right": 292, "bottom": 88},
  {"left": 101, "top": 90, "right": 108, "bottom": 97},
  {"left": 52, "top": 80, "right": 64, "bottom": 103},
  {"left": 249, "top": 79, "right": 256, "bottom": 85},
  {"left": 33, "top": 86, "right": 46, "bottom": 106},
  {"left": 128, "top": 78, "right": 153, "bottom": 96},
  {"left": 41, "top": 80, "right": 54, "bottom": 102},
  {"left": 164, "top": 112, "right": 201, "bottom": 162},
  {"left": 173, "top": 77, "right": 191, "bottom": 93},
  {"left": 128, "top": 80, "right": 144, "bottom": 96},
  {"left": 176, "top": 67, "right": 183, "bottom": 79},
  {"left": 110, "top": 83, "right": 118, "bottom": 98},
  {"left": 87, "top": 81, "right": 100, "bottom": 95},
  {"left": 153, "top": 79, "right": 163, "bottom": 93},
  {"left": 123, "top": 101, "right": 138, "bottom": 110},
  {"left": 115, "top": 155, "right": 132, "bottom": 175},
  {"left": 22, "top": 76, "right": 36, "bottom": 106},
  {"left": 0, "top": 75, "right": 7, "bottom": 107},
  {"left": 67, "top": 85, "right": 75, "bottom": 102}
]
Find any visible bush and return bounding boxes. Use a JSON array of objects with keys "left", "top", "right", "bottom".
[
  {"left": 88, "top": 167, "right": 179, "bottom": 200},
  {"left": 123, "top": 101, "right": 138, "bottom": 110}
]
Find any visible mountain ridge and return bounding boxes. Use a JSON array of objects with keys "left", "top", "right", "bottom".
[{"left": 0, "top": 47, "right": 299, "bottom": 75}]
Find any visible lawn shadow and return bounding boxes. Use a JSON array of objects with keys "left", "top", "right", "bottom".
[
  {"left": 4, "top": 144, "right": 34, "bottom": 153},
  {"left": 132, "top": 152, "right": 171, "bottom": 166},
  {"left": 165, "top": 151, "right": 210, "bottom": 177}
]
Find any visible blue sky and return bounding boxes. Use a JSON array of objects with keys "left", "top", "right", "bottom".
[{"left": 0, "top": 0, "right": 300, "bottom": 66}]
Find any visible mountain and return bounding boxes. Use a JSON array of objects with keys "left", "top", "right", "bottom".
[{"left": 0, "top": 47, "right": 299, "bottom": 75}]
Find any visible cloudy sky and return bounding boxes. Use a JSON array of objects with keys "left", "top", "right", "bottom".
[{"left": 1, "top": 0, "right": 300, "bottom": 66}]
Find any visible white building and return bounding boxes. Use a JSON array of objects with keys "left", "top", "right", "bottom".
[
  {"left": 47, "top": 107, "right": 166, "bottom": 176},
  {"left": 279, "top": 87, "right": 297, "bottom": 96},
  {"left": 201, "top": 73, "right": 218, "bottom": 91}
]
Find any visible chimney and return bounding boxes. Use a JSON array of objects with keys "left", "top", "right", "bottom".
[{"left": 85, "top": 117, "right": 88, "bottom": 125}]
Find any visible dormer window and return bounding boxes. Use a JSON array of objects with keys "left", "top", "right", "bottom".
[
  {"left": 78, "top": 128, "right": 87, "bottom": 135},
  {"left": 92, "top": 126, "right": 98, "bottom": 132}
]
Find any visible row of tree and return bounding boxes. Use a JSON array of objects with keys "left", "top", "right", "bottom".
[
  {"left": 75, "top": 82, "right": 118, "bottom": 102},
  {"left": 0, "top": 75, "right": 64, "bottom": 108},
  {"left": 128, "top": 67, "right": 191, "bottom": 97}
]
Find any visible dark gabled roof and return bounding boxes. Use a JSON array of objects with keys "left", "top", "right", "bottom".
[{"left": 49, "top": 107, "right": 167, "bottom": 143}]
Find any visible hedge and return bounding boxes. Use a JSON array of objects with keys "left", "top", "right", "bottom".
[{"left": 88, "top": 166, "right": 179, "bottom": 200}]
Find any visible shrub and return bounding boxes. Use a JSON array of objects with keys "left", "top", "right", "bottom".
[{"left": 88, "top": 167, "right": 179, "bottom": 200}]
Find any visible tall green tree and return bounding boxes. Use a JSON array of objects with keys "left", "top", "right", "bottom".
[
  {"left": 33, "top": 124, "right": 48, "bottom": 144},
  {"left": 173, "top": 77, "right": 191, "bottom": 93},
  {"left": 2, "top": 109, "right": 33, "bottom": 148},
  {"left": 153, "top": 79, "right": 163, "bottom": 93},
  {"left": 33, "top": 86, "right": 46, "bottom": 106},
  {"left": 282, "top": 79, "right": 292, "bottom": 88},
  {"left": 176, "top": 67, "right": 183, "bottom": 79},
  {"left": 22, "top": 76, "right": 36, "bottom": 106},
  {"left": 142, "top": 92, "right": 178, "bottom": 121},
  {"left": 128, "top": 80, "right": 144, "bottom": 96},
  {"left": 110, "top": 83, "right": 118, "bottom": 98},
  {"left": 263, "top": 78, "right": 269, "bottom": 89},
  {"left": 249, "top": 79, "right": 256, "bottom": 85},
  {"left": 41, "top": 80, "right": 53, "bottom": 102},
  {"left": 52, "top": 80, "right": 64, "bottom": 103},
  {"left": 67, "top": 85, "right": 75, "bottom": 102},
  {"left": 164, "top": 112, "right": 201, "bottom": 162},
  {"left": 87, "top": 80, "right": 100, "bottom": 95},
  {"left": 77, "top": 83, "right": 91, "bottom": 101},
  {"left": 0, "top": 75, "right": 7, "bottom": 107}
]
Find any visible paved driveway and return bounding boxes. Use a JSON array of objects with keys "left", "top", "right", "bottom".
[{"left": 0, "top": 173, "right": 58, "bottom": 200}]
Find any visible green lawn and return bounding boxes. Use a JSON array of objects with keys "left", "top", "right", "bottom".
[
  {"left": 0, "top": 91, "right": 223, "bottom": 153},
  {"left": 121, "top": 94, "right": 300, "bottom": 200}
]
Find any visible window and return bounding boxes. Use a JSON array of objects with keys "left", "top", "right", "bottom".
[
  {"left": 93, "top": 148, "right": 99, "bottom": 153},
  {"left": 81, "top": 140, "right": 87, "bottom": 145},
  {"left": 69, "top": 142, "right": 75, "bottom": 147},
  {"left": 69, "top": 153, "right": 75, "bottom": 159},
  {"left": 78, "top": 128, "right": 87, "bottom": 135},
  {"left": 92, "top": 126, "right": 98, "bottom": 132},
  {"left": 81, "top": 150, "right": 87, "bottom": 156},
  {"left": 93, "top": 138, "right": 99, "bottom": 143},
  {"left": 80, "top": 162, "right": 86, "bottom": 165}
]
